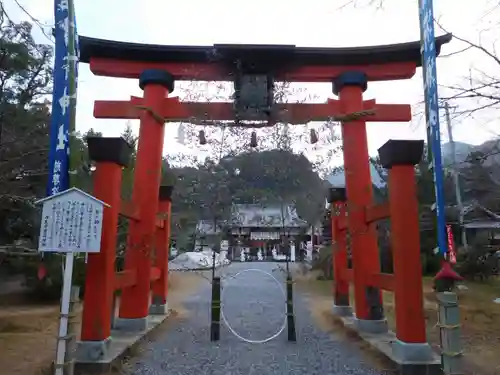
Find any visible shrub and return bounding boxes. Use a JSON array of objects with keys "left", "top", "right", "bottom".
[
  {"left": 23, "top": 254, "right": 87, "bottom": 302},
  {"left": 421, "top": 252, "right": 442, "bottom": 275},
  {"left": 456, "top": 244, "right": 498, "bottom": 281}
]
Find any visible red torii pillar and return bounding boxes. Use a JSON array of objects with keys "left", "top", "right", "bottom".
[
  {"left": 329, "top": 187, "right": 352, "bottom": 317},
  {"left": 115, "top": 69, "right": 174, "bottom": 331},
  {"left": 78, "top": 137, "right": 132, "bottom": 359},
  {"left": 330, "top": 71, "right": 402, "bottom": 333},
  {"left": 377, "top": 139, "right": 434, "bottom": 361},
  {"left": 150, "top": 185, "right": 173, "bottom": 315}
]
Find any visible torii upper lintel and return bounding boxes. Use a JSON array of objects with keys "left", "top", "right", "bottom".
[{"left": 78, "top": 34, "right": 452, "bottom": 82}]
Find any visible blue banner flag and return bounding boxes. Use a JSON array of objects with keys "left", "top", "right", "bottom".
[
  {"left": 46, "top": 0, "right": 79, "bottom": 196},
  {"left": 418, "top": 0, "right": 447, "bottom": 255}
]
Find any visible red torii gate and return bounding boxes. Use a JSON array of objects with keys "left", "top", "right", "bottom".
[{"left": 75, "top": 34, "right": 452, "bottom": 363}]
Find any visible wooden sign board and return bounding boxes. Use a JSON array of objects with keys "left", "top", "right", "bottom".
[{"left": 36, "top": 187, "right": 109, "bottom": 253}]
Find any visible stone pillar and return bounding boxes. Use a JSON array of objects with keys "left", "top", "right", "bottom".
[
  {"left": 306, "top": 241, "right": 312, "bottom": 261},
  {"left": 290, "top": 241, "right": 296, "bottom": 262},
  {"left": 78, "top": 137, "right": 132, "bottom": 361},
  {"left": 220, "top": 240, "right": 228, "bottom": 263}
]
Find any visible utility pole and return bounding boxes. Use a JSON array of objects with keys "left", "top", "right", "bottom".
[{"left": 443, "top": 102, "right": 468, "bottom": 252}]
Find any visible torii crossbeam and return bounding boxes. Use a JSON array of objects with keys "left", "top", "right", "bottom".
[{"left": 94, "top": 97, "right": 412, "bottom": 125}]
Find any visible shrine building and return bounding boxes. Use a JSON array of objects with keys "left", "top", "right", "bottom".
[{"left": 195, "top": 204, "right": 310, "bottom": 260}]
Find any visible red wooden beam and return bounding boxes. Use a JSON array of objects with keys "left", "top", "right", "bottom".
[
  {"left": 89, "top": 58, "right": 416, "bottom": 82},
  {"left": 370, "top": 273, "right": 394, "bottom": 292},
  {"left": 120, "top": 201, "right": 139, "bottom": 221},
  {"left": 90, "top": 59, "right": 227, "bottom": 80},
  {"left": 281, "top": 62, "right": 417, "bottom": 82},
  {"left": 94, "top": 98, "right": 411, "bottom": 123},
  {"left": 119, "top": 200, "right": 164, "bottom": 228},
  {"left": 150, "top": 266, "right": 161, "bottom": 281},
  {"left": 339, "top": 269, "right": 394, "bottom": 292},
  {"left": 365, "top": 203, "right": 391, "bottom": 223},
  {"left": 114, "top": 270, "right": 137, "bottom": 290}
]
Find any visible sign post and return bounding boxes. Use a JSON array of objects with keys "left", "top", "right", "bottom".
[
  {"left": 418, "top": 0, "right": 447, "bottom": 256},
  {"left": 36, "top": 188, "right": 107, "bottom": 375},
  {"left": 47, "top": 0, "right": 80, "bottom": 373}
]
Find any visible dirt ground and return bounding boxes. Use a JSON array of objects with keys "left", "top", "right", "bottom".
[
  {"left": 294, "top": 270, "right": 500, "bottom": 375},
  {"left": 0, "top": 271, "right": 207, "bottom": 375}
]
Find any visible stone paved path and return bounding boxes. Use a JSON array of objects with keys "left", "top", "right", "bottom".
[{"left": 128, "top": 262, "right": 386, "bottom": 375}]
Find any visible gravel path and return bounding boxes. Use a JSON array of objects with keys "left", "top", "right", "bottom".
[{"left": 129, "top": 262, "right": 385, "bottom": 375}]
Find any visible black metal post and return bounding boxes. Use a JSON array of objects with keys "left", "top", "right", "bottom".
[
  {"left": 210, "top": 276, "right": 221, "bottom": 341},
  {"left": 283, "top": 230, "right": 296, "bottom": 341},
  {"left": 286, "top": 274, "right": 296, "bottom": 342},
  {"left": 211, "top": 249, "right": 216, "bottom": 280}
]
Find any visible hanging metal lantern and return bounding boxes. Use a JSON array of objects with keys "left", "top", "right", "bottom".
[
  {"left": 233, "top": 72, "right": 274, "bottom": 121},
  {"left": 199, "top": 129, "right": 207, "bottom": 145},
  {"left": 310, "top": 128, "right": 318, "bottom": 144},
  {"left": 250, "top": 131, "right": 258, "bottom": 147}
]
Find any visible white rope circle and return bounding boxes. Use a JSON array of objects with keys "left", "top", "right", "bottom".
[{"left": 220, "top": 268, "right": 287, "bottom": 344}]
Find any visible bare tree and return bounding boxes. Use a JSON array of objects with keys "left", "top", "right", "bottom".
[{"left": 435, "top": 19, "right": 500, "bottom": 121}]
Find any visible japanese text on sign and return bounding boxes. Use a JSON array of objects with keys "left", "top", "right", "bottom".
[{"left": 38, "top": 190, "right": 104, "bottom": 253}]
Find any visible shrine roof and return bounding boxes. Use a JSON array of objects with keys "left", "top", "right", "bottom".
[
  {"left": 231, "top": 204, "right": 308, "bottom": 228},
  {"left": 196, "top": 220, "right": 221, "bottom": 235},
  {"left": 79, "top": 34, "right": 452, "bottom": 70},
  {"left": 194, "top": 204, "right": 308, "bottom": 234}
]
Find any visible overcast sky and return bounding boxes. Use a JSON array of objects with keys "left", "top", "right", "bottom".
[{"left": 4, "top": 0, "right": 500, "bottom": 166}]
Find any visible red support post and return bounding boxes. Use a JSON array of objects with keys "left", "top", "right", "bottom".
[
  {"left": 332, "top": 206, "right": 349, "bottom": 304},
  {"left": 78, "top": 137, "right": 132, "bottom": 359},
  {"left": 333, "top": 202, "right": 352, "bottom": 316},
  {"left": 378, "top": 139, "right": 434, "bottom": 361},
  {"left": 329, "top": 186, "right": 352, "bottom": 317},
  {"left": 150, "top": 185, "right": 173, "bottom": 315},
  {"left": 118, "top": 70, "right": 174, "bottom": 331},
  {"left": 390, "top": 164, "right": 426, "bottom": 342},
  {"left": 334, "top": 72, "right": 386, "bottom": 332}
]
